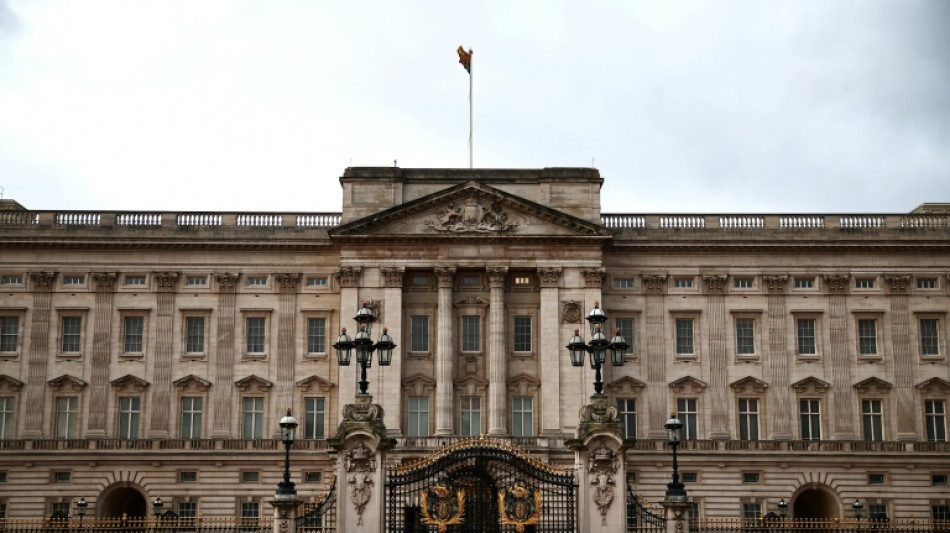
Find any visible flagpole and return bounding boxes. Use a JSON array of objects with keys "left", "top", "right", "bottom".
[{"left": 469, "top": 64, "right": 473, "bottom": 169}]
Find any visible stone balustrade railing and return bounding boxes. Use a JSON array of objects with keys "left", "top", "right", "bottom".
[
  {"left": 601, "top": 213, "right": 948, "bottom": 230},
  {"left": 0, "top": 210, "right": 342, "bottom": 228}
]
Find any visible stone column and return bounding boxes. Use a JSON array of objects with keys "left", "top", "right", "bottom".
[
  {"left": 337, "top": 267, "right": 363, "bottom": 410},
  {"left": 538, "top": 267, "right": 562, "bottom": 435},
  {"left": 434, "top": 267, "right": 456, "bottom": 435},
  {"left": 642, "top": 274, "right": 668, "bottom": 439},
  {"left": 824, "top": 274, "right": 856, "bottom": 440},
  {"left": 763, "top": 275, "right": 792, "bottom": 440},
  {"left": 380, "top": 266, "right": 405, "bottom": 435},
  {"left": 702, "top": 275, "right": 730, "bottom": 440},
  {"left": 885, "top": 274, "right": 916, "bottom": 441},
  {"left": 210, "top": 272, "right": 239, "bottom": 439},
  {"left": 274, "top": 273, "right": 300, "bottom": 434},
  {"left": 86, "top": 272, "right": 117, "bottom": 439},
  {"left": 487, "top": 266, "right": 508, "bottom": 435},
  {"left": 149, "top": 272, "right": 179, "bottom": 439},
  {"left": 569, "top": 395, "right": 627, "bottom": 533},
  {"left": 269, "top": 498, "right": 301, "bottom": 533},
  {"left": 23, "top": 272, "right": 56, "bottom": 438},
  {"left": 663, "top": 500, "right": 692, "bottom": 533}
]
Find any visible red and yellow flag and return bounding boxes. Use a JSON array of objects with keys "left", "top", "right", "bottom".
[{"left": 457, "top": 46, "right": 472, "bottom": 73}]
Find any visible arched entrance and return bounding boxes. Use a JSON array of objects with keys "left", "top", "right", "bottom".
[
  {"left": 97, "top": 485, "right": 147, "bottom": 518},
  {"left": 792, "top": 486, "right": 839, "bottom": 519}
]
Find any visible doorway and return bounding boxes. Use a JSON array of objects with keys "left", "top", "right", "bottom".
[{"left": 97, "top": 485, "right": 147, "bottom": 518}]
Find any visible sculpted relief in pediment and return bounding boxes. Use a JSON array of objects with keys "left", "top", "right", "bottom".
[{"left": 426, "top": 197, "right": 518, "bottom": 234}]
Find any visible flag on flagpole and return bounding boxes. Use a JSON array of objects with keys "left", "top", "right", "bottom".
[{"left": 457, "top": 46, "right": 472, "bottom": 73}]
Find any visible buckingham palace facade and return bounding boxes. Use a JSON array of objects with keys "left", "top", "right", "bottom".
[{"left": 0, "top": 167, "right": 948, "bottom": 521}]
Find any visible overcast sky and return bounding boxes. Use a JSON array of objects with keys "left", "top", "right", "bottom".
[{"left": 0, "top": 1, "right": 948, "bottom": 214}]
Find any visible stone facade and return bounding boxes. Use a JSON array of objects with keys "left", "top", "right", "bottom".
[{"left": 0, "top": 169, "right": 948, "bottom": 522}]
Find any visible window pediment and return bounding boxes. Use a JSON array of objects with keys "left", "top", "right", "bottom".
[
  {"left": 506, "top": 373, "right": 541, "bottom": 396},
  {"left": 47, "top": 374, "right": 87, "bottom": 392},
  {"left": 235, "top": 374, "right": 273, "bottom": 393},
  {"left": 916, "top": 377, "right": 950, "bottom": 395},
  {"left": 110, "top": 374, "right": 150, "bottom": 392},
  {"left": 605, "top": 376, "right": 646, "bottom": 395},
  {"left": 668, "top": 376, "right": 707, "bottom": 394},
  {"left": 791, "top": 376, "right": 831, "bottom": 394},
  {"left": 853, "top": 377, "right": 893, "bottom": 394},
  {"left": 402, "top": 374, "right": 437, "bottom": 396},
  {"left": 730, "top": 376, "right": 769, "bottom": 394},
  {"left": 296, "top": 375, "right": 335, "bottom": 393},
  {"left": 455, "top": 375, "right": 489, "bottom": 396},
  {"left": 0, "top": 374, "right": 24, "bottom": 392},
  {"left": 173, "top": 374, "right": 212, "bottom": 392}
]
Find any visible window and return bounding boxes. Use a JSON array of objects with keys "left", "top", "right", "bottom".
[
  {"left": 925, "top": 400, "right": 947, "bottom": 442},
  {"left": 306, "top": 277, "right": 327, "bottom": 287},
  {"left": 512, "top": 397, "right": 533, "bottom": 436},
  {"left": 52, "top": 472, "right": 71, "bottom": 483},
  {"left": 513, "top": 316, "right": 532, "bottom": 352},
  {"left": 920, "top": 319, "right": 940, "bottom": 356},
  {"left": 185, "top": 316, "right": 206, "bottom": 354},
  {"left": 0, "top": 316, "right": 18, "bottom": 353},
  {"left": 742, "top": 503, "right": 762, "bottom": 520},
  {"left": 933, "top": 505, "right": 950, "bottom": 522},
  {"left": 681, "top": 473, "right": 698, "bottom": 483},
  {"left": 63, "top": 276, "right": 85, "bottom": 285},
  {"left": 675, "top": 318, "right": 694, "bottom": 355},
  {"left": 461, "top": 315, "right": 480, "bottom": 352},
  {"left": 125, "top": 276, "right": 146, "bottom": 286},
  {"left": 933, "top": 474, "right": 948, "bottom": 485},
  {"left": 411, "top": 275, "right": 429, "bottom": 286},
  {"left": 868, "top": 474, "right": 885, "bottom": 485},
  {"left": 242, "top": 471, "right": 260, "bottom": 482},
  {"left": 55, "top": 397, "right": 79, "bottom": 438},
  {"left": 246, "top": 277, "right": 267, "bottom": 286},
  {"left": 1, "top": 276, "right": 23, "bottom": 285},
  {"left": 243, "top": 397, "right": 264, "bottom": 439},
  {"left": 862, "top": 400, "right": 884, "bottom": 441},
  {"left": 186, "top": 276, "right": 207, "bottom": 286},
  {"left": 616, "top": 319, "right": 634, "bottom": 355},
  {"left": 304, "top": 397, "right": 326, "bottom": 439},
  {"left": 0, "top": 471, "right": 6, "bottom": 483},
  {"left": 917, "top": 278, "right": 937, "bottom": 289},
  {"left": 800, "top": 399, "right": 821, "bottom": 440},
  {"left": 50, "top": 501, "right": 70, "bottom": 515},
  {"left": 513, "top": 276, "right": 530, "bottom": 286},
  {"left": 794, "top": 277, "right": 814, "bottom": 289},
  {"left": 117, "top": 397, "right": 141, "bottom": 439},
  {"left": 178, "top": 502, "right": 198, "bottom": 518},
  {"left": 246, "top": 317, "right": 266, "bottom": 354},
  {"left": 733, "top": 278, "right": 753, "bottom": 289},
  {"left": 735, "top": 318, "right": 755, "bottom": 356},
  {"left": 673, "top": 278, "right": 693, "bottom": 288},
  {"left": 855, "top": 278, "right": 875, "bottom": 289},
  {"left": 868, "top": 503, "right": 887, "bottom": 520},
  {"left": 180, "top": 397, "right": 203, "bottom": 439},
  {"left": 738, "top": 399, "right": 759, "bottom": 440},
  {"left": 306, "top": 318, "right": 326, "bottom": 354},
  {"left": 614, "top": 278, "right": 634, "bottom": 288},
  {"left": 460, "top": 397, "right": 481, "bottom": 436},
  {"left": 123, "top": 316, "right": 144, "bottom": 353},
  {"left": 0, "top": 397, "right": 13, "bottom": 439},
  {"left": 408, "top": 396, "right": 429, "bottom": 436},
  {"left": 617, "top": 398, "right": 636, "bottom": 440},
  {"left": 61, "top": 316, "right": 82, "bottom": 353},
  {"left": 677, "top": 398, "right": 698, "bottom": 440},
  {"left": 179, "top": 471, "right": 198, "bottom": 483},
  {"left": 410, "top": 316, "right": 429, "bottom": 352},
  {"left": 797, "top": 318, "right": 817, "bottom": 355},
  {"left": 742, "top": 473, "right": 760, "bottom": 483},
  {"left": 462, "top": 275, "right": 481, "bottom": 286},
  {"left": 241, "top": 502, "right": 260, "bottom": 518},
  {"left": 304, "top": 471, "right": 322, "bottom": 483},
  {"left": 858, "top": 319, "right": 878, "bottom": 355}
]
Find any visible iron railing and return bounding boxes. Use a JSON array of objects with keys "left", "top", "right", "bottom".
[
  {"left": 692, "top": 517, "right": 950, "bottom": 533},
  {"left": 299, "top": 476, "right": 336, "bottom": 533},
  {"left": 627, "top": 484, "right": 666, "bottom": 533},
  {"left": 0, "top": 516, "right": 273, "bottom": 533}
]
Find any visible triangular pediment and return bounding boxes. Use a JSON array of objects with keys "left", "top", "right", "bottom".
[
  {"left": 403, "top": 374, "right": 437, "bottom": 396},
  {"left": 916, "top": 377, "right": 950, "bottom": 395},
  {"left": 668, "top": 376, "right": 707, "bottom": 394},
  {"left": 853, "top": 377, "right": 893, "bottom": 394},
  {"left": 605, "top": 376, "right": 647, "bottom": 395},
  {"left": 110, "top": 374, "right": 150, "bottom": 392},
  {"left": 173, "top": 374, "right": 212, "bottom": 392},
  {"left": 235, "top": 375, "right": 273, "bottom": 392},
  {"left": 455, "top": 375, "right": 489, "bottom": 396},
  {"left": 296, "top": 375, "right": 335, "bottom": 392},
  {"left": 507, "top": 373, "right": 541, "bottom": 396},
  {"left": 47, "top": 374, "right": 87, "bottom": 392},
  {"left": 330, "top": 181, "right": 610, "bottom": 240},
  {"left": 730, "top": 376, "right": 769, "bottom": 394},
  {"left": 0, "top": 374, "right": 24, "bottom": 392},
  {"left": 791, "top": 376, "right": 831, "bottom": 393}
]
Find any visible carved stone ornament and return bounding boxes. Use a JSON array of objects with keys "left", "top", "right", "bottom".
[
  {"left": 702, "top": 275, "right": 728, "bottom": 294},
  {"left": 345, "top": 441, "right": 377, "bottom": 527},
  {"left": 576, "top": 394, "right": 622, "bottom": 441},
  {"left": 91, "top": 272, "right": 117, "bottom": 292},
  {"left": 884, "top": 274, "right": 911, "bottom": 294},
  {"left": 762, "top": 275, "right": 788, "bottom": 292},
  {"left": 642, "top": 274, "right": 668, "bottom": 294},
  {"left": 154, "top": 272, "right": 179, "bottom": 291},
  {"left": 214, "top": 272, "right": 240, "bottom": 292},
  {"left": 537, "top": 267, "right": 562, "bottom": 288},
  {"left": 498, "top": 480, "right": 542, "bottom": 533},
  {"left": 588, "top": 443, "right": 619, "bottom": 526},
  {"left": 561, "top": 300, "right": 582, "bottom": 324},
  {"left": 337, "top": 266, "right": 362, "bottom": 288},
  {"left": 427, "top": 196, "right": 517, "bottom": 233},
  {"left": 581, "top": 268, "right": 606, "bottom": 289},
  {"left": 420, "top": 482, "right": 466, "bottom": 532},
  {"left": 434, "top": 267, "right": 456, "bottom": 288},
  {"left": 380, "top": 266, "right": 404, "bottom": 288},
  {"left": 274, "top": 273, "right": 301, "bottom": 292},
  {"left": 486, "top": 266, "right": 508, "bottom": 288},
  {"left": 28, "top": 272, "right": 56, "bottom": 291},
  {"left": 823, "top": 274, "right": 850, "bottom": 293}
]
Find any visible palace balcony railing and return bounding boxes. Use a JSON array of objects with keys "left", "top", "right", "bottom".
[
  {"left": 600, "top": 213, "right": 949, "bottom": 231},
  {"left": 0, "top": 210, "right": 341, "bottom": 228}
]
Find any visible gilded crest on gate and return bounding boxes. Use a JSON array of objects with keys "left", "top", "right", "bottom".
[
  {"left": 498, "top": 480, "right": 542, "bottom": 533},
  {"left": 420, "top": 482, "right": 465, "bottom": 532}
]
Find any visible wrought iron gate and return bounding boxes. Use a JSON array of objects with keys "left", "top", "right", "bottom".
[
  {"left": 300, "top": 476, "right": 337, "bottom": 532},
  {"left": 386, "top": 438, "right": 577, "bottom": 532},
  {"left": 626, "top": 484, "right": 665, "bottom": 533}
]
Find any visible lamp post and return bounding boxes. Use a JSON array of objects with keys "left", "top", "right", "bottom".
[
  {"left": 566, "top": 303, "right": 629, "bottom": 395},
  {"left": 276, "top": 408, "right": 299, "bottom": 499},
  {"left": 333, "top": 302, "right": 396, "bottom": 395},
  {"left": 664, "top": 413, "right": 687, "bottom": 501},
  {"left": 76, "top": 497, "right": 87, "bottom": 529},
  {"left": 777, "top": 498, "right": 788, "bottom": 519}
]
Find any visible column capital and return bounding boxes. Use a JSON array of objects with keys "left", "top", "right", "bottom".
[
  {"left": 537, "top": 267, "right": 562, "bottom": 288},
  {"left": 582, "top": 268, "right": 606, "bottom": 289},
  {"left": 28, "top": 272, "right": 56, "bottom": 292},
  {"left": 642, "top": 274, "right": 668, "bottom": 294},
  {"left": 702, "top": 274, "right": 727, "bottom": 294},
  {"left": 486, "top": 266, "right": 508, "bottom": 288},
  {"left": 434, "top": 267, "right": 456, "bottom": 288},
  {"left": 274, "top": 273, "right": 301, "bottom": 292},
  {"left": 884, "top": 274, "right": 912, "bottom": 294},
  {"left": 91, "top": 272, "right": 118, "bottom": 292},
  {"left": 823, "top": 273, "right": 850, "bottom": 294},
  {"left": 380, "top": 267, "right": 405, "bottom": 288},
  {"left": 154, "top": 272, "right": 180, "bottom": 292},
  {"left": 337, "top": 266, "right": 362, "bottom": 288},
  {"left": 214, "top": 272, "right": 240, "bottom": 293},
  {"left": 762, "top": 275, "right": 788, "bottom": 293}
]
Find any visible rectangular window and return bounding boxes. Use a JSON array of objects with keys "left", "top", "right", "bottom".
[
  {"left": 125, "top": 276, "right": 146, "bottom": 286},
  {"left": 862, "top": 399, "right": 884, "bottom": 441},
  {"left": 742, "top": 473, "right": 760, "bottom": 483},
  {"left": 512, "top": 397, "right": 533, "bottom": 436},
  {"left": 682, "top": 473, "right": 697, "bottom": 483},
  {"left": 920, "top": 319, "right": 940, "bottom": 356},
  {"left": 0, "top": 397, "right": 14, "bottom": 439},
  {"left": 742, "top": 503, "right": 762, "bottom": 520},
  {"left": 179, "top": 471, "right": 198, "bottom": 483},
  {"left": 673, "top": 278, "right": 693, "bottom": 288},
  {"left": 408, "top": 396, "right": 429, "bottom": 436},
  {"left": 52, "top": 472, "right": 71, "bottom": 483},
  {"left": 617, "top": 398, "right": 636, "bottom": 440},
  {"left": 304, "top": 397, "right": 325, "bottom": 439},
  {"left": 933, "top": 505, "right": 950, "bottom": 522},
  {"left": 614, "top": 278, "right": 634, "bottom": 288},
  {"left": 410, "top": 316, "right": 429, "bottom": 352},
  {"left": 178, "top": 502, "right": 198, "bottom": 518},
  {"left": 0, "top": 317, "right": 18, "bottom": 353},
  {"left": 855, "top": 279, "right": 875, "bottom": 289},
  {"left": 917, "top": 278, "right": 937, "bottom": 289},
  {"left": 1, "top": 276, "right": 23, "bottom": 285},
  {"left": 738, "top": 399, "right": 759, "bottom": 440},
  {"left": 868, "top": 504, "right": 887, "bottom": 520},
  {"left": 794, "top": 278, "right": 814, "bottom": 289},
  {"left": 800, "top": 399, "right": 821, "bottom": 440},
  {"left": 246, "top": 277, "right": 267, "bottom": 286},
  {"left": 243, "top": 397, "right": 264, "bottom": 439},
  {"left": 185, "top": 317, "right": 205, "bottom": 353},
  {"left": 933, "top": 474, "right": 948, "bottom": 485},
  {"left": 306, "top": 277, "right": 327, "bottom": 287},
  {"left": 123, "top": 316, "right": 144, "bottom": 353},
  {"left": 63, "top": 276, "right": 85, "bottom": 285},
  {"left": 55, "top": 396, "right": 79, "bottom": 439},
  {"left": 735, "top": 319, "right": 755, "bottom": 355},
  {"left": 117, "top": 397, "right": 141, "bottom": 439},
  {"left": 61, "top": 316, "right": 82, "bottom": 353},
  {"left": 242, "top": 472, "right": 259, "bottom": 482},
  {"left": 616, "top": 318, "right": 634, "bottom": 355},
  {"left": 241, "top": 502, "right": 260, "bottom": 518},
  {"left": 462, "top": 275, "right": 481, "bottom": 286},
  {"left": 412, "top": 275, "right": 429, "bottom": 286},
  {"left": 246, "top": 317, "right": 266, "bottom": 353},
  {"left": 868, "top": 475, "right": 885, "bottom": 485},
  {"left": 677, "top": 398, "right": 698, "bottom": 440},
  {"left": 925, "top": 400, "right": 947, "bottom": 442},
  {"left": 180, "top": 397, "right": 203, "bottom": 439},
  {"left": 186, "top": 276, "right": 207, "bottom": 286},
  {"left": 797, "top": 318, "right": 817, "bottom": 355},
  {"left": 304, "top": 472, "right": 322, "bottom": 483},
  {"left": 513, "top": 276, "right": 530, "bottom": 286},
  {"left": 513, "top": 316, "right": 532, "bottom": 352},
  {"left": 306, "top": 318, "right": 326, "bottom": 354},
  {"left": 733, "top": 279, "right": 753, "bottom": 289},
  {"left": 858, "top": 319, "right": 878, "bottom": 355},
  {"left": 461, "top": 315, "right": 480, "bottom": 352},
  {"left": 675, "top": 318, "right": 694, "bottom": 355},
  {"left": 460, "top": 397, "right": 481, "bottom": 436}
]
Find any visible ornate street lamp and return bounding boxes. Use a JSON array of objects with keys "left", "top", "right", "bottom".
[
  {"left": 852, "top": 499, "right": 864, "bottom": 519},
  {"left": 664, "top": 413, "right": 687, "bottom": 501},
  {"left": 777, "top": 498, "right": 788, "bottom": 519},
  {"left": 76, "top": 497, "right": 87, "bottom": 529},
  {"left": 276, "top": 408, "right": 299, "bottom": 498},
  {"left": 333, "top": 302, "right": 396, "bottom": 395},
  {"left": 566, "top": 302, "right": 628, "bottom": 395}
]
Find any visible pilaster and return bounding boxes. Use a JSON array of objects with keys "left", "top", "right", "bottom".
[
  {"left": 434, "top": 267, "right": 456, "bottom": 435},
  {"left": 274, "top": 273, "right": 300, "bottom": 435},
  {"left": 23, "top": 272, "right": 55, "bottom": 438},
  {"left": 86, "top": 272, "right": 117, "bottom": 438},
  {"left": 149, "top": 271, "right": 179, "bottom": 438},
  {"left": 763, "top": 275, "right": 792, "bottom": 440},
  {"left": 885, "top": 274, "right": 915, "bottom": 440},
  {"left": 538, "top": 267, "right": 562, "bottom": 435},
  {"left": 643, "top": 274, "right": 668, "bottom": 439},
  {"left": 702, "top": 274, "right": 729, "bottom": 440},
  {"left": 210, "top": 272, "right": 239, "bottom": 439},
  {"left": 380, "top": 266, "right": 404, "bottom": 435},
  {"left": 487, "top": 266, "right": 508, "bottom": 435},
  {"left": 824, "top": 274, "right": 856, "bottom": 440}
]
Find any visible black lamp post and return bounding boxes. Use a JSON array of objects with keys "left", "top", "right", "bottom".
[
  {"left": 777, "top": 498, "right": 788, "bottom": 519},
  {"left": 76, "top": 497, "right": 87, "bottom": 529},
  {"left": 333, "top": 302, "right": 396, "bottom": 395},
  {"left": 276, "top": 408, "right": 299, "bottom": 498},
  {"left": 853, "top": 499, "right": 863, "bottom": 519},
  {"left": 664, "top": 413, "right": 687, "bottom": 501},
  {"left": 566, "top": 302, "right": 628, "bottom": 395}
]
